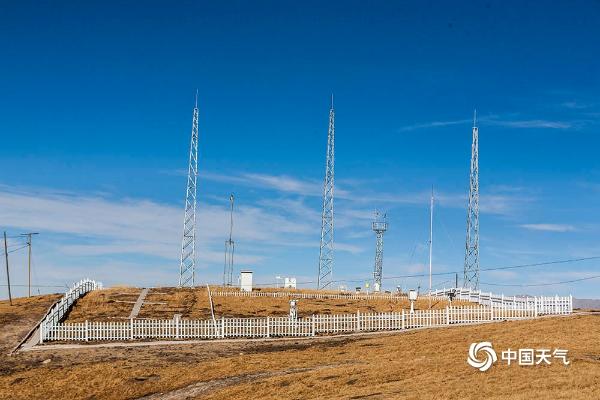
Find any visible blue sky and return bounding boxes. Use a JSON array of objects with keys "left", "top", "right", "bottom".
[{"left": 1, "top": 1, "right": 600, "bottom": 298}]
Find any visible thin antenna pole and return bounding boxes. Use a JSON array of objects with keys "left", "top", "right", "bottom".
[
  {"left": 229, "top": 194, "right": 234, "bottom": 242},
  {"left": 21, "top": 233, "right": 39, "bottom": 298},
  {"left": 4, "top": 232, "right": 12, "bottom": 305},
  {"left": 428, "top": 186, "right": 434, "bottom": 308},
  {"left": 224, "top": 194, "right": 235, "bottom": 286}
]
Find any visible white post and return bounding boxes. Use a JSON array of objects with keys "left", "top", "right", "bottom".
[
  {"left": 401, "top": 309, "right": 405, "bottom": 329},
  {"left": 446, "top": 306, "right": 450, "bottom": 325},
  {"left": 569, "top": 294, "right": 573, "bottom": 314},
  {"left": 221, "top": 317, "right": 226, "bottom": 338},
  {"left": 534, "top": 297, "right": 538, "bottom": 317},
  {"left": 356, "top": 310, "right": 361, "bottom": 332},
  {"left": 130, "top": 318, "right": 134, "bottom": 340},
  {"left": 85, "top": 320, "right": 89, "bottom": 341},
  {"left": 175, "top": 317, "right": 180, "bottom": 339},
  {"left": 266, "top": 316, "right": 270, "bottom": 338},
  {"left": 39, "top": 323, "right": 44, "bottom": 344},
  {"left": 311, "top": 315, "right": 316, "bottom": 336}
]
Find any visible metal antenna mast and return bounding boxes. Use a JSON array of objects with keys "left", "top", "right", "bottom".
[
  {"left": 317, "top": 95, "right": 335, "bottom": 290},
  {"left": 372, "top": 211, "right": 388, "bottom": 292},
  {"left": 428, "top": 187, "right": 434, "bottom": 293},
  {"left": 463, "top": 110, "right": 480, "bottom": 289},
  {"left": 179, "top": 91, "right": 200, "bottom": 287},
  {"left": 224, "top": 194, "right": 235, "bottom": 286}
]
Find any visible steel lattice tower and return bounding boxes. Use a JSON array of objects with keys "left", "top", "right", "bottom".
[
  {"left": 317, "top": 97, "right": 335, "bottom": 290},
  {"left": 463, "top": 111, "right": 480, "bottom": 289},
  {"left": 223, "top": 194, "right": 235, "bottom": 286},
  {"left": 371, "top": 211, "right": 388, "bottom": 292},
  {"left": 178, "top": 93, "right": 200, "bottom": 287}
]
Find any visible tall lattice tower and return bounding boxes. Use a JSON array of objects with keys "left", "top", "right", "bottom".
[
  {"left": 371, "top": 211, "right": 388, "bottom": 292},
  {"left": 223, "top": 194, "right": 235, "bottom": 286},
  {"left": 463, "top": 110, "right": 480, "bottom": 289},
  {"left": 178, "top": 93, "right": 200, "bottom": 287},
  {"left": 317, "top": 96, "right": 335, "bottom": 290}
]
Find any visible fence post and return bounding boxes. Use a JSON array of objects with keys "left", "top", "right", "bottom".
[
  {"left": 446, "top": 306, "right": 450, "bottom": 325},
  {"left": 266, "top": 316, "right": 270, "bottom": 338},
  {"left": 85, "top": 320, "right": 89, "bottom": 341},
  {"left": 569, "top": 294, "right": 573, "bottom": 314},
  {"left": 39, "top": 323, "right": 44, "bottom": 344},
  {"left": 401, "top": 309, "right": 405, "bottom": 330},
  {"left": 221, "top": 317, "right": 226, "bottom": 338},
  {"left": 311, "top": 315, "right": 316, "bottom": 336},
  {"left": 534, "top": 297, "right": 538, "bottom": 317},
  {"left": 175, "top": 316, "right": 180, "bottom": 339},
  {"left": 130, "top": 318, "right": 134, "bottom": 340},
  {"left": 356, "top": 310, "right": 361, "bottom": 332},
  {"left": 490, "top": 306, "right": 493, "bottom": 321}
]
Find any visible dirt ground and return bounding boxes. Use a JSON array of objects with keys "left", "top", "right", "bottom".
[
  {"left": 0, "top": 294, "right": 61, "bottom": 353},
  {"left": 1, "top": 295, "right": 599, "bottom": 399},
  {"left": 65, "top": 287, "right": 461, "bottom": 322}
]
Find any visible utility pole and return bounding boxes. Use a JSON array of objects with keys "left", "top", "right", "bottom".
[
  {"left": 179, "top": 91, "right": 200, "bottom": 287},
  {"left": 224, "top": 194, "right": 235, "bottom": 286},
  {"left": 21, "top": 232, "right": 39, "bottom": 298},
  {"left": 428, "top": 187, "right": 434, "bottom": 308},
  {"left": 464, "top": 110, "right": 480, "bottom": 289},
  {"left": 317, "top": 95, "right": 335, "bottom": 290},
  {"left": 4, "top": 232, "right": 12, "bottom": 305}
]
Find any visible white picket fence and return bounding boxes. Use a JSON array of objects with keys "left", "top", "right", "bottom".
[
  {"left": 39, "top": 279, "right": 102, "bottom": 342},
  {"left": 431, "top": 287, "right": 573, "bottom": 315},
  {"left": 213, "top": 290, "right": 446, "bottom": 302},
  {"left": 41, "top": 305, "right": 544, "bottom": 342}
]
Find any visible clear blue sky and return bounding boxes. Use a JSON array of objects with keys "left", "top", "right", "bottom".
[{"left": 1, "top": 1, "right": 599, "bottom": 298}]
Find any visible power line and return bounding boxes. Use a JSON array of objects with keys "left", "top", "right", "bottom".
[
  {"left": 480, "top": 275, "right": 600, "bottom": 287},
  {"left": 2, "top": 244, "right": 29, "bottom": 256},
  {"left": 0, "top": 284, "right": 68, "bottom": 288},
  {"left": 254, "top": 255, "right": 600, "bottom": 287}
]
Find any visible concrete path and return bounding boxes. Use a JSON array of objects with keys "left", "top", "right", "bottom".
[{"left": 128, "top": 288, "right": 149, "bottom": 319}]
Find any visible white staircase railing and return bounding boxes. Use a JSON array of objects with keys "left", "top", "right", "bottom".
[{"left": 39, "top": 278, "right": 102, "bottom": 343}]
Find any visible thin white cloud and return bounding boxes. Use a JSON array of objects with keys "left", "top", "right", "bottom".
[
  {"left": 488, "top": 119, "right": 572, "bottom": 129},
  {"left": 201, "top": 171, "right": 325, "bottom": 196},
  {"left": 399, "top": 116, "right": 573, "bottom": 131},
  {"left": 399, "top": 119, "right": 471, "bottom": 132},
  {"left": 519, "top": 224, "right": 576, "bottom": 233}
]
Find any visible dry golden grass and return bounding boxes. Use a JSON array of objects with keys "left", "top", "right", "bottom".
[
  {"left": 138, "top": 287, "right": 212, "bottom": 319},
  {"left": 65, "top": 287, "right": 464, "bottom": 321},
  {"left": 66, "top": 287, "right": 141, "bottom": 322},
  {"left": 1, "top": 309, "right": 598, "bottom": 399},
  {"left": 0, "top": 294, "right": 61, "bottom": 353},
  {"left": 213, "top": 295, "right": 459, "bottom": 318}
]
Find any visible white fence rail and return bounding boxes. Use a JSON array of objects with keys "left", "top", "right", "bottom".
[
  {"left": 42, "top": 305, "right": 550, "bottom": 342},
  {"left": 40, "top": 278, "right": 102, "bottom": 343},
  {"left": 213, "top": 290, "right": 446, "bottom": 302},
  {"left": 431, "top": 287, "right": 573, "bottom": 315}
]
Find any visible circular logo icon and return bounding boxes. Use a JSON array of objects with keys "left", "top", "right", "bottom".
[{"left": 467, "top": 342, "right": 497, "bottom": 372}]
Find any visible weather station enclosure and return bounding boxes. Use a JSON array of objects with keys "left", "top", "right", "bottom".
[{"left": 240, "top": 270, "right": 253, "bottom": 292}]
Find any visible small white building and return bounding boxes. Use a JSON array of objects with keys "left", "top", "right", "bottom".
[
  {"left": 240, "top": 270, "right": 253, "bottom": 292},
  {"left": 284, "top": 277, "right": 296, "bottom": 289}
]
